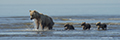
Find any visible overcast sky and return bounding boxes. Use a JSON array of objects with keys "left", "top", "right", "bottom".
[{"left": 0, "top": 0, "right": 120, "bottom": 4}]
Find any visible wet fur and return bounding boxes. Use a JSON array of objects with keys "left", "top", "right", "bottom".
[
  {"left": 30, "top": 10, "right": 54, "bottom": 30},
  {"left": 64, "top": 23, "right": 75, "bottom": 30},
  {"left": 96, "top": 22, "right": 107, "bottom": 30},
  {"left": 81, "top": 22, "right": 91, "bottom": 30}
]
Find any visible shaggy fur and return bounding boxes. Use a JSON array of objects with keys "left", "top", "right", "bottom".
[
  {"left": 96, "top": 22, "right": 107, "bottom": 30},
  {"left": 29, "top": 10, "right": 54, "bottom": 30},
  {"left": 64, "top": 23, "right": 75, "bottom": 30},
  {"left": 81, "top": 22, "right": 91, "bottom": 30}
]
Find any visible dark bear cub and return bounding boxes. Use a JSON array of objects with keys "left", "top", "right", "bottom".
[
  {"left": 81, "top": 22, "right": 91, "bottom": 30},
  {"left": 96, "top": 22, "right": 107, "bottom": 30},
  {"left": 64, "top": 23, "right": 75, "bottom": 30}
]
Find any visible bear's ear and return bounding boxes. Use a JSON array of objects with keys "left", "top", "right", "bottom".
[{"left": 29, "top": 10, "right": 31, "bottom": 12}]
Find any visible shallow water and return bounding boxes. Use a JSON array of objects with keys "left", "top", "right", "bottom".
[
  {"left": 0, "top": 16, "right": 120, "bottom": 40},
  {"left": 1, "top": 29, "right": 120, "bottom": 40}
]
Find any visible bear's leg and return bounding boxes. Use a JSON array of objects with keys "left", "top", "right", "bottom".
[
  {"left": 37, "top": 26, "right": 39, "bottom": 29},
  {"left": 97, "top": 26, "right": 100, "bottom": 30},
  {"left": 88, "top": 26, "right": 91, "bottom": 30},
  {"left": 36, "top": 23, "right": 39, "bottom": 29},
  {"left": 83, "top": 27, "right": 86, "bottom": 30},
  {"left": 70, "top": 27, "right": 74, "bottom": 30},
  {"left": 48, "top": 26, "right": 52, "bottom": 30},
  {"left": 64, "top": 27, "right": 68, "bottom": 30},
  {"left": 40, "top": 22, "right": 45, "bottom": 30},
  {"left": 102, "top": 27, "right": 105, "bottom": 30},
  {"left": 48, "top": 24, "right": 53, "bottom": 30},
  {"left": 40, "top": 25, "right": 44, "bottom": 30},
  {"left": 64, "top": 28, "right": 67, "bottom": 30},
  {"left": 104, "top": 27, "right": 107, "bottom": 30},
  {"left": 104, "top": 25, "right": 107, "bottom": 30},
  {"left": 72, "top": 27, "right": 75, "bottom": 30},
  {"left": 70, "top": 26, "right": 74, "bottom": 30},
  {"left": 42, "top": 26, "right": 45, "bottom": 30},
  {"left": 87, "top": 28, "right": 90, "bottom": 30},
  {"left": 36, "top": 21, "right": 39, "bottom": 29}
]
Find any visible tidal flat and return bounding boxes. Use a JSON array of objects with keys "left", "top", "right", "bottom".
[{"left": 0, "top": 16, "right": 120, "bottom": 40}]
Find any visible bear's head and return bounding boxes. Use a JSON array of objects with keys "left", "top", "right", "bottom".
[
  {"left": 81, "top": 22, "right": 86, "bottom": 26},
  {"left": 96, "top": 22, "right": 101, "bottom": 26},
  {"left": 29, "top": 10, "right": 40, "bottom": 20},
  {"left": 64, "top": 23, "right": 70, "bottom": 29}
]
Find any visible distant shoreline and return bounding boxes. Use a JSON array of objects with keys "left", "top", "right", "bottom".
[{"left": 0, "top": 15, "right": 120, "bottom": 18}]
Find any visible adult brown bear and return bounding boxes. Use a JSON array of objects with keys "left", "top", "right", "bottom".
[{"left": 29, "top": 10, "right": 54, "bottom": 30}]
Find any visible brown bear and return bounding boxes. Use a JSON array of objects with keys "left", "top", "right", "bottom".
[
  {"left": 81, "top": 22, "right": 91, "bottom": 30},
  {"left": 29, "top": 10, "right": 54, "bottom": 30},
  {"left": 64, "top": 23, "right": 75, "bottom": 30},
  {"left": 96, "top": 22, "right": 107, "bottom": 30}
]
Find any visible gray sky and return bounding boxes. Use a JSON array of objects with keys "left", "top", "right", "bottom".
[{"left": 0, "top": 0, "right": 120, "bottom": 4}]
